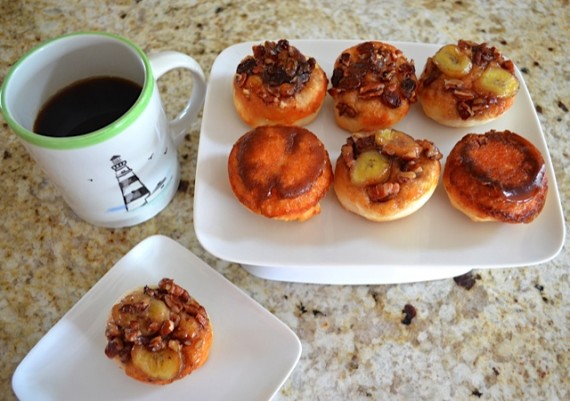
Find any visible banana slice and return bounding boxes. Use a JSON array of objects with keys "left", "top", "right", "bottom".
[
  {"left": 147, "top": 298, "right": 169, "bottom": 323},
  {"left": 375, "top": 129, "right": 421, "bottom": 160},
  {"left": 432, "top": 44, "right": 472, "bottom": 78},
  {"left": 110, "top": 293, "right": 170, "bottom": 336},
  {"left": 350, "top": 150, "right": 391, "bottom": 187},
  {"left": 475, "top": 67, "right": 519, "bottom": 97},
  {"left": 131, "top": 345, "right": 182, "bottom": 382}
]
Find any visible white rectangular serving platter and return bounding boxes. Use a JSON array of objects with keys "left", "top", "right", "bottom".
[
  {"left": 12, "top": 235, "right": 301, "bottom": 401},
  {"left": 194, "top": 39, "right": 565, "bottom": 285}
]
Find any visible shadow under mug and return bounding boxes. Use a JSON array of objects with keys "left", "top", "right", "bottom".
[{"left": 0, "top": 31, "right": 206, "bottom": 228}]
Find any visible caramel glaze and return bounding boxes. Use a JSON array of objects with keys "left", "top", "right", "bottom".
[
  {"left": 444, "top": 130, "right": 548, "bottom": 223},
  {"left": 229, "top": 125, "right": 333, "bottom": 220},
  {"left": 237, "top": 126, "right": 326, "bottom": 200}
]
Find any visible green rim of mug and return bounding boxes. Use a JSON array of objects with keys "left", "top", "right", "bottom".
[{"left": 0, "top": 31, "right": 153, "bottom": 150}]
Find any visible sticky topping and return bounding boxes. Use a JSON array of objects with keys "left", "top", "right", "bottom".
[{"left": 235, "top": 39, "right": 316, "bottom": 101}]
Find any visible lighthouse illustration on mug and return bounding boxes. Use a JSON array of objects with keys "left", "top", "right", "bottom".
[{"left": 109, "top": 153, "right": 170, "bottom": 212}]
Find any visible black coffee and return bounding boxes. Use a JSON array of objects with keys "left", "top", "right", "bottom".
[{"left": 33, "top": 76, "right": 142, "bottom": 138}]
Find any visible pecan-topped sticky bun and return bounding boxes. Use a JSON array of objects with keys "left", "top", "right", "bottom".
[
  {"left": 104, "top": 278, "right": 213, "bottom": 385},
  {"left": 233, "top": 39, "right": 328, "bottom": 127},
  {"left": 328, "top": 41, "right": 418, "bottom": 132},
  {"left": 417, "top": 40, "right": 520, "bottom": 127},
  {"left": 334, "top": 129, "right": 442, "bottom": 222},
  {"left": 443, "top": 130, "right": 547, "bottom": 223}
]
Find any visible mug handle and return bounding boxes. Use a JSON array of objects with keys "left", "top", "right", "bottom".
[{"left": 149, "top": 51, "right": 207, "bottom": 146}]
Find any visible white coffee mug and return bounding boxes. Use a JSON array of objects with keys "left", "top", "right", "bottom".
[{"left": 0, "top": 32, "right": 206, "bottom": 228}]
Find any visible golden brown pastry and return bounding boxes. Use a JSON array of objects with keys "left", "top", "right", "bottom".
[
  {"left": 233, "top": 39, "right": 328, "bottom": 126},
  {"left": 105, "top": 278, "right": 213, "bottom": 385},
  {"left": 443, "top": 130, "right": 548, "bottom": 223},
  {"left": 334, "top": 129, "right": 442, "bottom": 221},
  {"left": 328, "top": 41, "right": 418, "bottom": 132},
  {"left": 228, "top": 125, "right": 333, "bottom": 221},
  {"left": 417, "top": 40, "right": 519, "bottom": 127}
]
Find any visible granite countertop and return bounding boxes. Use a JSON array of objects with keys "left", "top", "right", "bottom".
[{"left": 1, "top": 1, "right": 568, "bottom": 400}]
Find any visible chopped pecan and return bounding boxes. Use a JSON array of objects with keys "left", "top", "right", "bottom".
[
  {"left": 104, "top": 337, "right": 124, "bottom": 358},
  {"left": 471, "top": 42, "right": 497, "bottom": 67},
  {"left": 164, "top": 294, "right": 182, "bottom": 314},
  {"left": 417, "top": 139, "right": 442, "bottom": 160},
  {"left": 457, "top": 101, "right": 474, "bottom": 119},
  {"left": 444, "top": 78, "right": 464, "bottom": 90},
  {"left": 148, "top": 335, "right": 165, "bottom": 352},
  {"left": 105, "top": 322, "right": 121, "bottom": 338},
  {"left": 124, "top": 322, "right": 141, "bottom": 343},
  {"left": 195, "top": 311, "right": 210, "bottom": 329},
  {"left": 366, "top": 182, "right": 400, "bottom": 202},
  {"left": 403, "top": 160, "right": 423, "bottom": 175},
  {"left": 146, "top": 320, "right": 161, "bottom": 335},
  {"left": 501, "top": 59, "right": 515, "bottom": 74},
  {"left": 159, "top": 320, "right": 175, "bottom": 337},
  {"left": 453, "top": 89, "right": 475, "bottom": 100},
  {"left": 336, "top": 102, "right": 357, "bottom": 118},
  {"left": 359, "top": 82, "right": 385, "bottom": 97},
  {"left": 168, "top": 340, "right": 181, "bottom": 353},
  {"left": 397, "top": 170, "right": 417, "bottom": 183},
  {"left": 119, "top": 299, "right": 149, "bottom": 314},
  {"left": 341, "top": 142, "right": 355, "bottom": 168}
]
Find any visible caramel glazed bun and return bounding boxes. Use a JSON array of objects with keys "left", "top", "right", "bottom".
[
  {"left": 417, "top": 40, "right": 520, "bottom": 127},
  {"left": 233, "top": 39, "right": 328, "bottom": 127},
  {"left": 228, "top": 125, "right": 333, "bottom": 222},
  {"left": 105, "top": 278, "right": 213, "bottom": 385},
  {"left": 328, "top": 41, "right": 418, "bottom": 132},
  {"left": 334, "top": 129, "right": 442, "bottom": 222},
  {"left": 443, "top": 130, "right": 548, "bottom": 223}
]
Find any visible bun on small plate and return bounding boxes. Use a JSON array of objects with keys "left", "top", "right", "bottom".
[
  {"left": 233, "top": 39, "right": 328, "bottom": 127},
  {"left": 104, "top": 278, "right": 213, "bottom": 385},
  {"left": 334, "top": 128, "right": 442, "bottom": 222},
  {"left": 228, "top": 125, "right": 333, "bottom": 222},
  {"left": 443, "top": 129, "right": 548, "bottom": 223},
  {"left": 417, "top": 40, "right": 519, "bottom": 127}
]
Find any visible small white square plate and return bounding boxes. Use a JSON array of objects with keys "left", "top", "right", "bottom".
[
  {"left": 12, "top": 235, "right": 301, "bottom": 401},
  {"left": 194, "top": 39, "right": 565, "bottom": 284}
]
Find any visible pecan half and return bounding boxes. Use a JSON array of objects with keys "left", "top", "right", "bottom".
[{"left": 367, "top": 182, "right": 401, "bottom": 202}]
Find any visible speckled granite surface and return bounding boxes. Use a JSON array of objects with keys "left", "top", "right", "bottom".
[{"left": 1, "top": 1, "right": 568, "bottom": 400}]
